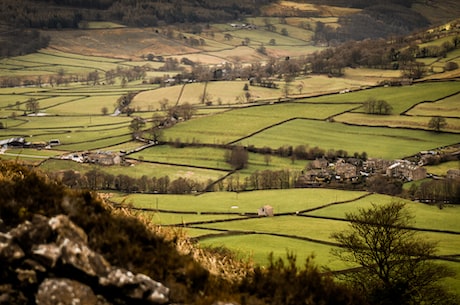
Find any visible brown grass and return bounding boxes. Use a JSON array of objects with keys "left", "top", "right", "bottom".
[{"left": 47, "top": 28, "right": 200, "bottom": 60}]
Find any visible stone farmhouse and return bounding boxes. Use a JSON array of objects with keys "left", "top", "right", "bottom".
[
  {"left": 386, "top": 160, "right": 427, "bottom": 181},
  {"left": 335, "top": 159, "right": 359, "bottom": 181},
  {"left": 62, "top": 151, "right": 123, "bottom": 166}
]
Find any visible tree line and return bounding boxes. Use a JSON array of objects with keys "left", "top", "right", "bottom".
[
  {"left": 409, "top": 178, "right": 460, "bottom": 205},
  {"left": 0, "top": 0, "right": 276, "bottom": 30},
  {"left": 52, "top": 166, "right": 303, "bottom": 194},
  {"left": 51, "top": 169, "right": 207, "bottom": 194},
  {"left": 0, "top": 28, "right": 50, "bottom": 58}
]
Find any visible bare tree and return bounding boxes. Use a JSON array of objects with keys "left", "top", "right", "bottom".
[
  {"left": 128, "top": 117, "right": 146, "bottom": 139},
  {"left": 331, "top": 201, "right": 457, "bottom": 305},
  {"left": 150, "top": 113, "right": 164, "bottom": 143},
  {"left": 26, "top": 98, "right": 39, "bottom": 114},
  {"left": 428, "top": 116, "right": 447, "bottom": 132}
]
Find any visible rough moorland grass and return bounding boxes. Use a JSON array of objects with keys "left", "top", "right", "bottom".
[
  {"left": 163, "top": 103, "right": 357, "bottom": 144},
  {"left": 240, "top": 119, "right": 460, "bottom": 159},
  {"left": 301, "top": 81, "right": 460, "bottom": 114}
]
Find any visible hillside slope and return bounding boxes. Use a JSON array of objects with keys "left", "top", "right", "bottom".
[{"left": 0, "top": 160, "right": 365, "bottom": 305}]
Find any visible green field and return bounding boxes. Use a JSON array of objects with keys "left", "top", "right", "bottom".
[
  {"left": 302, "top": 81, "right": 460, "bottom": 114},
  {"left": 111, "top": 189, "right": 460, "bottom": 276},
  {"left": 240, "top": 119, "right": 460, "bottom": 159},
  {"left": 406, "top": 92, "right": 460, "bottom": 117},
  {"left": 162, "top": 102, "right": 357, "bottom": 145},
  {"left": 1, "top": 16, "right": 460, "bottom": 294}
]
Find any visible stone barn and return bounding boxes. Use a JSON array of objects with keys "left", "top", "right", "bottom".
[{"left": 258, "top": 205, "right": 274, "bottom": 217}]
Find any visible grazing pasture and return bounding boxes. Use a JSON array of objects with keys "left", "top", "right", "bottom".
[
  {"left": 112, "top": 189, "right": 368, "bottom": 215},
  {"left": 406, "top": 92, "right": 460, "bottom": 118},
  {"left": 239, "top": 119, "right": 460, "bottom": 159},
  {"left": 0, "top": 18, "right": 459, "bottom": 290},
  {"left": 302, "top": 81, "right": 460, "bottom": 114},
  {"left": 333, "top": 113, "right": 460, "bottom": 132},
  {"left": 40, "top": 159, "right": 227, "bottom": 182},
  {"left": 112, "top": 189, "right": 460, "bottom": 274},
  {"left": 162, "top": 102, "right": 357, "bottom": 144},
  {"left": 424, "top": 161, "right": 460, "bottom": 176}
]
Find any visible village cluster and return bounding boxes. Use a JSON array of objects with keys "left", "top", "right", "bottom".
[
  {"left": 2, "top": 136, "right": 452, "bottom": 186},
  {"left": 298, "top": 156, "right": 428, "bottom": 186}
]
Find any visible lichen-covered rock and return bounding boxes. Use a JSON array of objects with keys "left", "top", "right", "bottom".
[
  {"left": 48, "top": 215, "right": 88, "bottom": 245},
  {"left": 60, "top": 237, "right": 111, "bottom": 277},
  {"left": 99, "top": 268, "right": 170, "bottom": 304},
  {"left": 0, "top": 232, "right": 24, "bottom": 262},
  {"left": 32, "top": 243, "right": 61, "bottom": 268},
  {"left": 0, "top": 215, "right": 170, "bottom": 305},
  {"left": 36, "top": 278, "right": 108, "bottom": 305},
  {"left": 10, "top": 214, "right": 53, "bottom": 248}
]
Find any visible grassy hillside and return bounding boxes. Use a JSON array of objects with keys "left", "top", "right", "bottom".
[{"left": 0, "top": 2, "right": 459, "bottom": 303}]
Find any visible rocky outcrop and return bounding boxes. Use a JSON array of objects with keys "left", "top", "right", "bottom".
[{"left": 0, "top": 214, "right": 169, "bottom": 305}]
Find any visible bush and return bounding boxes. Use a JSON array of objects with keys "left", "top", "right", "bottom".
[{"left": 445, "top": 61, "right": 459, "bottom": 71}]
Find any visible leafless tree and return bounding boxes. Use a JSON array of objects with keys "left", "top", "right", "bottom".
[{"left": 331, "top": 201, "right": 457, "bottom": 305}]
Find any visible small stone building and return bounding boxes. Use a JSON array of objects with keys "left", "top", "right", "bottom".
[{"left": 258, "top": 205, "right": 274, "bottom": 217}]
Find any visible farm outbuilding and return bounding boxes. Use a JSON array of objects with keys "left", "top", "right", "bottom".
[
  {"left": 0, "top": 137, "right": 26, "bottom": 148},
  {"left": 258, "top": 205, "right": 274, "bottom": 217}
]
